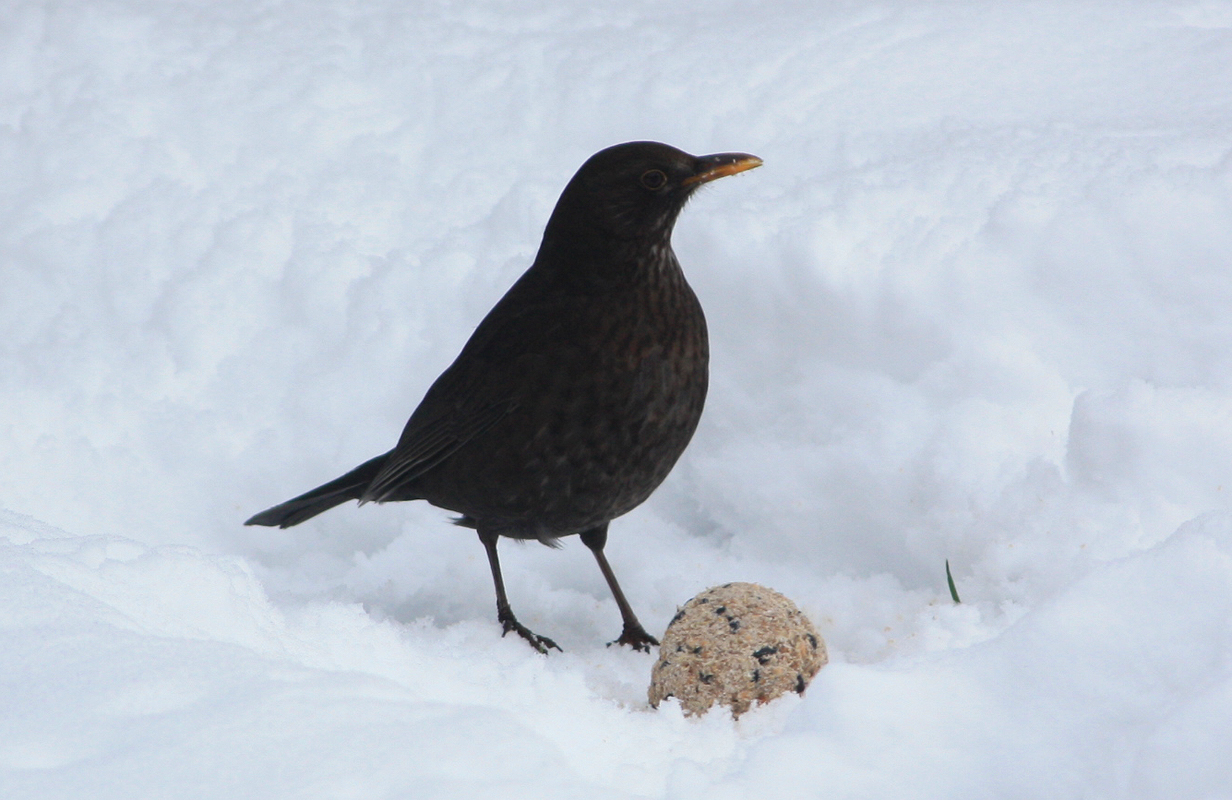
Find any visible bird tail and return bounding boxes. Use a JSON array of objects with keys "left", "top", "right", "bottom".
[{"left": 245, "top": 452, "right": 391, "bottom": 528}]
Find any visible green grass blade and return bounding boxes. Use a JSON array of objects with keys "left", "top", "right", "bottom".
[{"left": 946, "top": 559, "right": 961, "bottom": 604}]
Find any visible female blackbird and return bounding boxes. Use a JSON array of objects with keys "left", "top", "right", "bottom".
[{"left": 247, "top": 141, "right": 761, "bottom": 652}]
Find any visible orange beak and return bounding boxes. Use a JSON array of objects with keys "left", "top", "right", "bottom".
[{"left": 683, "top": 153, "right": 763, "bottom": 186}]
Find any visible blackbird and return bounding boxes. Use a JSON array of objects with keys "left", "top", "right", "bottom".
[{"left": 246, "top": 141, "right": 761, "bottom": 653}]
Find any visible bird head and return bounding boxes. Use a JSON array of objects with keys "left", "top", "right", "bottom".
[{"left": 541, "top": 141, "right": 762, "bottom": 259}]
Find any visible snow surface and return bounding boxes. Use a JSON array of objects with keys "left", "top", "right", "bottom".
[{"left": 3, "top": 0, "right": 1232, "bottom": 797}]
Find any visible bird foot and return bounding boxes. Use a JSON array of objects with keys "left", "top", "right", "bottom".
[
  {"left": 608, "top": 624, "right": 660, "bottom": 653},
  {"left": 500, "top": 617, "right": 562, "bottom": 654}
]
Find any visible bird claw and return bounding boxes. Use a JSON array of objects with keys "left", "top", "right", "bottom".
[
  {"left": 607, "top": 624, "right": 660, "bottom": 653},
  {"left": 501, "top": 618, "right": 562, "bottom": 654}
]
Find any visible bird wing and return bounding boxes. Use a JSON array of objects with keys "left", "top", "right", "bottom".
[
  {"left": 360, "top": 276, "right": 579, "bottom": 504},
  {"left": 360, "top": 395, "right": 516, "bottom": 503}
]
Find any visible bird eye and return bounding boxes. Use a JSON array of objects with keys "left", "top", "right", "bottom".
[{"left": 640, "top": 169, "right": 667, "bottom": 190}]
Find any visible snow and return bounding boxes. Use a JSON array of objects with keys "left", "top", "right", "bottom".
[{"left": 3, "top": 0, "right": 1232, "bottom": 796}]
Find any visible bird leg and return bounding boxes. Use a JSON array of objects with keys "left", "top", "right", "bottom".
[
  {"left": 580, "top": 525, "right": 660, "bottom": 652},
  {"left": 477, "top": 529, "right": 561, "bottom": 654}
]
